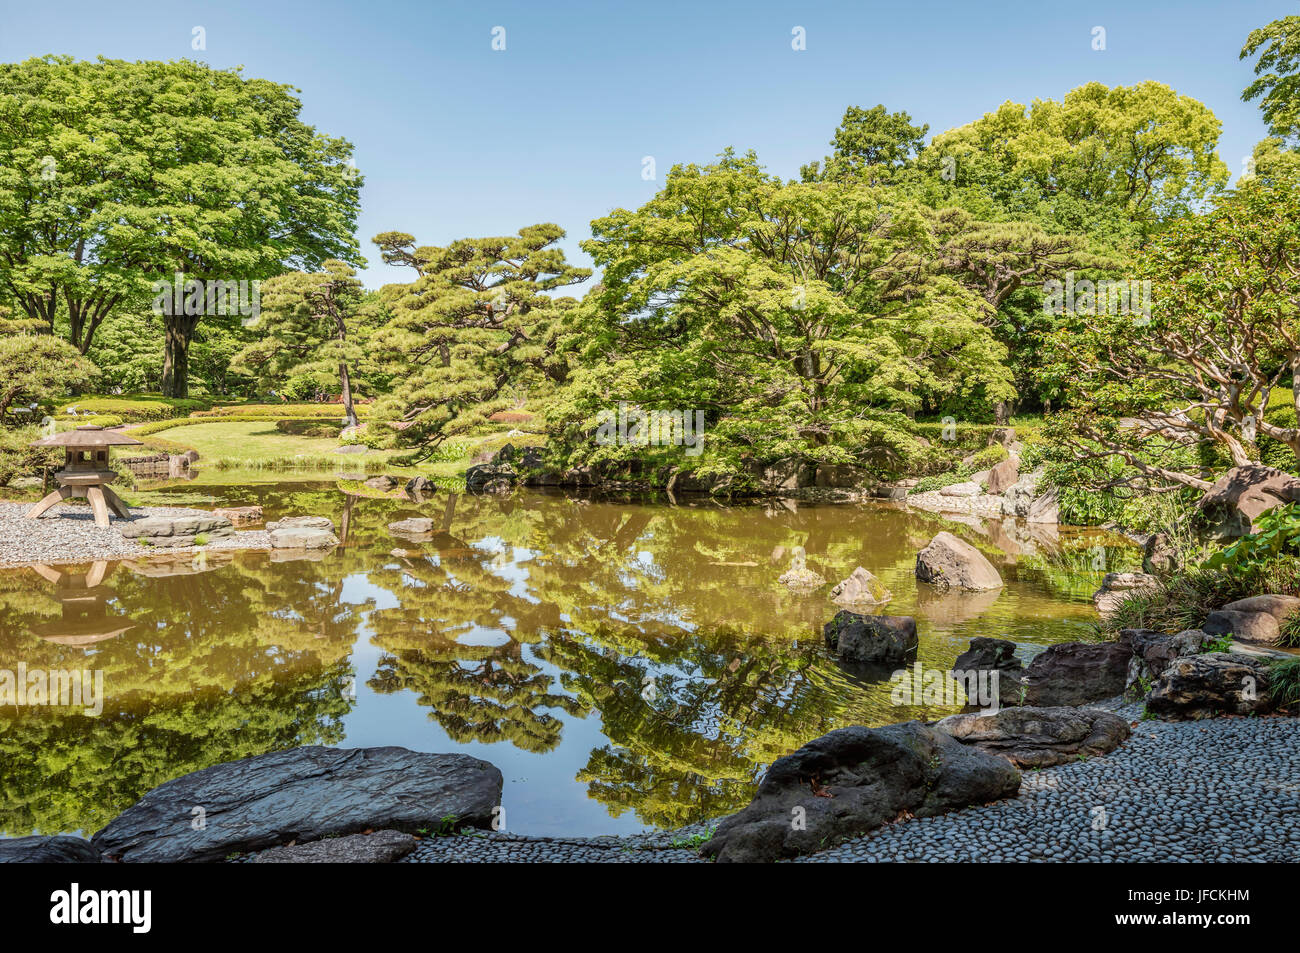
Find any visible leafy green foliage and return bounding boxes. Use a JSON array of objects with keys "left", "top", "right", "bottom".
[
  {"left": 1268, "top": 657, "right": 1300, "bottom": 707},
  {"left": 1241, "top": 15, "right": 1300, "bottom": 144},
  {"left": 0, "top": 333, "right": 98, "bottom": 420},
  {"left": 369, "top": 225, "right": 589, "bottom": 460},
  {"left": 0, "top": 56, "right": 362, "bottom": 396},
  {"left": 1205, "top": 503, "right": 1300, "bottom": 573},
  {"left": 1043, "top": 168, "right": 1300, "bottom": 492},
  {"left": 230, "top": 260, "right": 369, "bottom": 426}
]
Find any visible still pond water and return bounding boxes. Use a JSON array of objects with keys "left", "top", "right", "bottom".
[{"left": 0, "top": 479, "right": 1134, "bottom": 838}]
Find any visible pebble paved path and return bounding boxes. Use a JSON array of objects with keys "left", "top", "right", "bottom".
[{"left": 403, "top": 708, "right": 1300, "bottom": 863}]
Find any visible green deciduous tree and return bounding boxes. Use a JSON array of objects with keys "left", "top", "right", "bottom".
[
  {"left": 1044, "top": 171, "right": 1300, "bottom": 490},
  {"left": 800, "top": 104, "right": 928, "bottom": 184},
  {"left": 0, "top": 56, "right": 362, "bottom": 396},
  {"left": 569, "top": 150, "right": 1016, "bottom": 480},
  {"left": 920, "top": 81, "right": 1229, "bottom": 242},
  {"left": 1242, "top": 15, "right": 1300, "bottom": 145}
]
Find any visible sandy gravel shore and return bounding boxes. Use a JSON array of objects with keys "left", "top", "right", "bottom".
[{"left": 0, "top": 502, "right": 271, "bottom": 567}]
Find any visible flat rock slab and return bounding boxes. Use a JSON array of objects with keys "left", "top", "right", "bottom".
[
  {"left": 91, "top": 746, "right": 503, "bottom": 863},
  {"left": 699, "top": 721, "right": 1020, "bottom": 863},
  {"left": 269, "top": 527, "right": 339, "bottom": 550},
  {"left": 388, "top": 518, "right": 435, "bottom": 536},
  {"left": 935, "top": 706, "right": 1131, "bottom": 768},
  {"left": 119, "top": 515, "right": 235, "bottom": 547},
  {"left": 250, "top": 830, "right": 417, "bottom": 864},
  {"left": 266, "top": 515, "right": 335, "bottom": 533},
  {"left": 0, "top": 835, "right": 102, "bottom": 863}
]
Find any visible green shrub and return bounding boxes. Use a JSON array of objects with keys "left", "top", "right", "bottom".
[
  {"left": 910, "top": 471, "right": 966, "bottom": 494},
  {"left": 54, "top": 413, "right": 124, "bottom": 429},
  {"left": 1204, "top": 502, "right": 1300, "bottom": 574},
  {"left": 1101, "top": 558, "right": 1300, "bottom": 636},
  {"left": 967, "top": 444, "right": 1008, "bottom": 471},
  {"left": 0, "top": 425, "right": 59, "bottom": 485},
  {"left": 274, "top": 418, "right": 343, "bottom": 438}
]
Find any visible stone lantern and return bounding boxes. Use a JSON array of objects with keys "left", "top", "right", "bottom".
[{"left": 25, "top": 425, "right": 143, "bottom": 528}]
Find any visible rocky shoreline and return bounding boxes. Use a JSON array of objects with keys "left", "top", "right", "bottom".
[{"left": 0, "top": 503, "right": 339, "bottom": 567}]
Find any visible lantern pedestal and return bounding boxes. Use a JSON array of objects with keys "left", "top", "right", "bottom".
[{"left": 26, "top": 471, "right": 132, "bottom": 529}]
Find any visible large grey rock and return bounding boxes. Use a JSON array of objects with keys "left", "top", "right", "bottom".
[
  {"left": 750, "top": 457, "right": 816, "bottom": 493},
  {"left": 1197, "top": 464, "right": 1300, "bottom": 539},
  {"left": 829, "top": 567, "right": 891, "bottom": 606},
  {"left": 939, "top": 481, "right": 982, "bottom": 498},
  {"left": 815, "top": 463, "right": 873, "bottom": 489},
  {"left": 1026, "top": 486, "right": 1060, "bottom": 524},
  {"left": 250, "top": 830, "right": 416, "bottom": 864},
  {"left": 935, "top": 706, "right": 1130, "bottom": 768},
  {"left": 465, "top": 463, "right": 517, "bottom": 489},
  {"left": 1146, "top": 653, "right": 1274, "bottom": 719},
  {"left": 1092, "top": 571, "right": 1160, "bottom": 615},
  {"left": 915, "top": 532, "right": 1003, "bottom": 592},
  {"left": 1202, "top": 609, "right": 1280, "bottom": 645},
  {"left": 405, "top": 476, "right": 435, "bottom": 498},
  {"left": 1021, "top": 634, "right": 1135, "bottom": 707},
  {"left": 1125, "top": 628, "right": 1214, "bottom": 691},
  {"left": 1001, "top": 475, "right": 1058, "bottom": 523},
  {"left": 269, "top": 527, "right": 339, "bottom": 550},
  {"left": 699, "top": 721, "right": 1020, "bottom": 863},
  {"left": 0, "top": 835, "right": 102, "bottom": 863},
  {"left": 1220, "top": 594, "right": 1300, "bottom": 625},
  {"left": 823, "top": 611, "right": 917, "bottom": 665},
  {"left": 92, "top": 746, "right": 503, "bottom": 863}
]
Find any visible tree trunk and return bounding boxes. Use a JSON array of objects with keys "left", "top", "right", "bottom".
[
  {"left": 339, "top": 362, "right": 358, "bottom": 428},
  {"left": 161, "top": 316, "right": 196, "bottom": 398}
]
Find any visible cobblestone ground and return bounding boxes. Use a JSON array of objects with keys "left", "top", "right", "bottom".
[{"left": 404, "top": 711, "right": 1300, "bottom": 863}]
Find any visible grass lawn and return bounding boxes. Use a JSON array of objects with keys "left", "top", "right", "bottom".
[
  {"left": 135, "top": 419, "right": 545, "bottom": 479},
  {"left": 140, "top": 420, "right": 396, "bottom": 467}
]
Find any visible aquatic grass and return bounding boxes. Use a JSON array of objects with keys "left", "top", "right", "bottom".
[{"left": 1101, "top": 562, "right": 1300, "bottom": 636}]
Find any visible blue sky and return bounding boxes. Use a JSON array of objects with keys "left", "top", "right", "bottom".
[{"left": 1, "top": 0, "right": 1293, "bottom": 287}]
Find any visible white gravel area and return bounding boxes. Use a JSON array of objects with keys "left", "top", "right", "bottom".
[{"left": 0, "top": 502, "right": 272, "bottom": 567}]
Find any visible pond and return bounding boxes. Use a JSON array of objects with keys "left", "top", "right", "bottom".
[{"left": 0, "top": 478, "right": 1135, "bottom": 838}]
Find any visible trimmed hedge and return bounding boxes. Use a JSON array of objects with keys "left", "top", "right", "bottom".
[
  {"left": 195, "top": 403, "right": 365, "bottom": 419},
  {"left": 59, "top": 395, "right": 210, "bottom": 421}
]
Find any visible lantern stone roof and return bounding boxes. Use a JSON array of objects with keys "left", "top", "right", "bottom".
[{"left": 29, "top": 424, "right": 144, "bottom": 449}]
